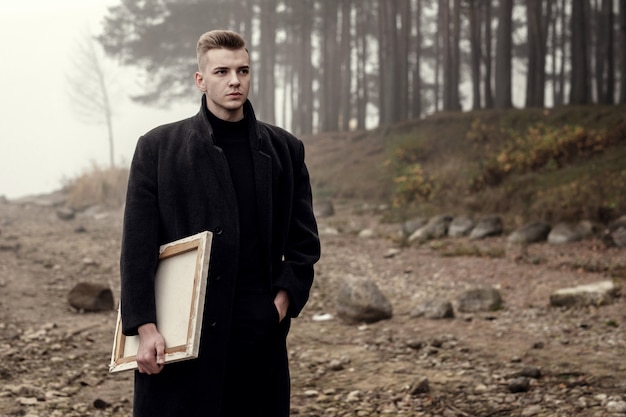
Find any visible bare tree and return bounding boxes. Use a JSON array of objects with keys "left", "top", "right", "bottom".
[{"left": 66, "top": 31, "right": 117, "bottom": 168}]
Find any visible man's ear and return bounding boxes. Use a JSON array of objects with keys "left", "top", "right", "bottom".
[{"left": 194, "top": 72, "right": 206, "bottom": 92}]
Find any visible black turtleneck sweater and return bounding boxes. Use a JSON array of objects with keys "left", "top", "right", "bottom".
[{"left": 206, "top": 109, "right": 266, "bottom": 290}]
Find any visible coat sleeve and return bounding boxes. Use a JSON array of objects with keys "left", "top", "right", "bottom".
[
  {"left": 119, "top": 136, "right": 161, "bottom": 335},
  {"left": 273, "top": 140, "right": 321, "bottom": 318}
]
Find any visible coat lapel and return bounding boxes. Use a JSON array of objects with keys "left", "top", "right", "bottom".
[
  {"left": 252, "top": 139, "right": 272, "bottom": 259},
  {"left": 244, "top": 100, "right": 273, "bottom": 257}
]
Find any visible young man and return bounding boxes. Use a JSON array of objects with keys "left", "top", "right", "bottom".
[{"left": 120, "top": 30, "right": 320, "bottom": 416}]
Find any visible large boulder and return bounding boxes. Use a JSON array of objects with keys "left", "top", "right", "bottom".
[
  {"left": 507, "top": 221, "right": 551, "bottom": 244},
  {"left": 469, "top": 215, "right": 503, "bottom": 240},
  {"left": 410, "top": 299, "right": 454, "bottom": 319},
  {"left": 448, "top": 215, "right": 475, "bottom": 238},
  {"left": 548, "top": 221, "right": 593, "bottom": 244},
  {"left": 409, "top": 215, "right": 453, "bottom": 243},
  {"left": 68, "top": 282, "right": 115, "bottom": 312},
  {"left": 602, "top": 215, "right": 626, "bottom": 248},
  {"left": 336, "top": 276, "right": 393, "bottom": 324},
  {"left": 549, "top": 280, "right": 620, "bottom": 308},
  {"left": 457, "top": 286, "right": 503, "bottom": 313},
  {"left": 402, "top": 217, "right": 428, "bottom": 237}
]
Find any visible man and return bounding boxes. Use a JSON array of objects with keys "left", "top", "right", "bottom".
[{"left": 120, "top": 29, "right": 320, "bottom": 417}]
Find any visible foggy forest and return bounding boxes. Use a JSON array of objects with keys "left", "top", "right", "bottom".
[{"left": 98, "top": 0, "right": 626, "bottom": 135}]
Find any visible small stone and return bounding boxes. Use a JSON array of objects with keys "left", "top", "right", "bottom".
[
  {"left": 409, "top": 377, "right": 430, "bottom": 395},
  {"left": 93, "top": 398, "right": 111, "bottom": 409},
  {"left": 303, "top": 390, "right": 318, "bottom": 397},
  {"left": 328, "top": 359, "right": 344, "bottom": 371},
  {"left": 383, "top": 248, "right": 401, "bottom": 258},
  {"left": 521, "top": 404, "right": 542, "bottom": 416},
  {"left": 346, "top": 390, "right": 361, "bottom": 402},
  {"left": 18, "top": 397, "right": 39, "bottom": 405},
  {"left": 56, "top": 207, "right": 75, "bottom": 221},
  {"left": 519, "top": 366, "right": 542, "bottom": 379},
  {"left": 474, "top": 383, "right": 488, "bottom": 394},
  {"left": 508, "top": 377, "right": 530, "bottom": 393},
  {"left": 607, "top": 400, "right": 626, "bottom": 413}
]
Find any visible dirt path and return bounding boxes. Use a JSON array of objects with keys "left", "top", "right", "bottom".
[{"left": 0, "top": 198, "right": 624, "bottom": 416}]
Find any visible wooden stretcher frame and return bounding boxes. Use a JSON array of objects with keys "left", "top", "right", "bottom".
[{"left": 109, "top": 231, "right": 213, "bottom": 373}]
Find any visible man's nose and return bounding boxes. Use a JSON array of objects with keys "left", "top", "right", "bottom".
[{"left": 228, "top": 72, "right": 241, "bottom": 86}]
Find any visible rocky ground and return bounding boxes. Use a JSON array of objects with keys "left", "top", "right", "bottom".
[{"left": 0, "top": 196, "right": 625, "bottom": 417}]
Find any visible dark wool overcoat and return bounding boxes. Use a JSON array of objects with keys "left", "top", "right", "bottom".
[{"left": 120, "top": 97, "right": 320, "bottom": 417}]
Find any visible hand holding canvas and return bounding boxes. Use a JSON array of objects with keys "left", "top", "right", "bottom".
[{"left": 137, "top": 323, "right": 166, "bottom": 374}]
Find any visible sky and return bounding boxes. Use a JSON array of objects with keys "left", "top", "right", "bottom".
[{"left": 0, "top": 1, "right": 197, "bottom": 199}]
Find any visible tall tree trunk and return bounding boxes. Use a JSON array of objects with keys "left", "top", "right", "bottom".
[
  {"left": 570, "top": 0, "right": 591, "bottom": 104},
  {"left": 600, "top": 0, "right": 615, "bottom": 104},
  {"left": 355, "top": 0, "right": 370, "bottom": 129},
  {"left": 378, "top": 1, "right": 398, "bottom": 124},
  {"left": 321, "top": 1, "right": 339, "bottom": 131},
  {"left": 434, "top": 0, "right": 442, "bottom": 112},
  {"left": 620, "top": 0, "right": 626, "bottom": 103},
  {"left": 557, "top": 0, "right": 567, "bottom": 105},
  {"left": 258, "top": 0, "right": 277, "bottom": 123},
  {"left": 495, "top": 0, "right": 513, "bottom": 108},
  {"left": 526, "top": 0, "right": 551, "bottom": 107},
  {"left": 550, "top": 0, "right": 559, "bottom": 106},
  {"left": 412, "top": 0, "right": 423, "bottom": 117},
  {"left": 441, "top": 0, "right": 453, "bottom": 110},
  {"left": 469, "top": 0, "right": 482, "bottom": 110},
  {"left": 398, "top": 0, "right": 411, "bottom": 120},
  {"left": 595, "top": 0, "right": 605, "bottom": 102},
  {"left": 293, "top": 0, "right": 314, "bottom": 135},
  {"left": 483, "top": 0, "right": 494, "bottom": 109},
  {"left": 450, "top": 0, "right": 461, "bottom": 110},
  {"left": 340, "top": 0, "right": 353, "bottom": 131}
]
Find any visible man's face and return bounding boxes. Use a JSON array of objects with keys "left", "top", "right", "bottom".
[{"left": 195, "top": 47, "right": 250, "bottom": 121}]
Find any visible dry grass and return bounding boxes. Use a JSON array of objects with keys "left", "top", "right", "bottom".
[{"left": 62, "top": 163, "right": 129, "bottom": 210}]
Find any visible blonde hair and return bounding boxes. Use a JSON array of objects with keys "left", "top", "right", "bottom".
[{"left": 196, "top": 30, "right": 247, "bottom": 70}]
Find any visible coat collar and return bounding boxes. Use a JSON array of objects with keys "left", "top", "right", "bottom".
[{"left": 196, "top": 94, "right": 262, "bottom": 150}]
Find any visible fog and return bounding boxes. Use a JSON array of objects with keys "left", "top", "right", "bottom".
[{"left": 0, "top": 1, "right": 197, "bottom": 199}]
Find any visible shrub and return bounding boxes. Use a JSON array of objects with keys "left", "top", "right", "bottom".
[{"left": 472, "top": 123, "right": 617, "bottom": 190}]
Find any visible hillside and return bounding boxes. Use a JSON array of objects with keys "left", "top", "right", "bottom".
[{"left": 304, "top": 105, "right": 626, "bottom": 225}]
